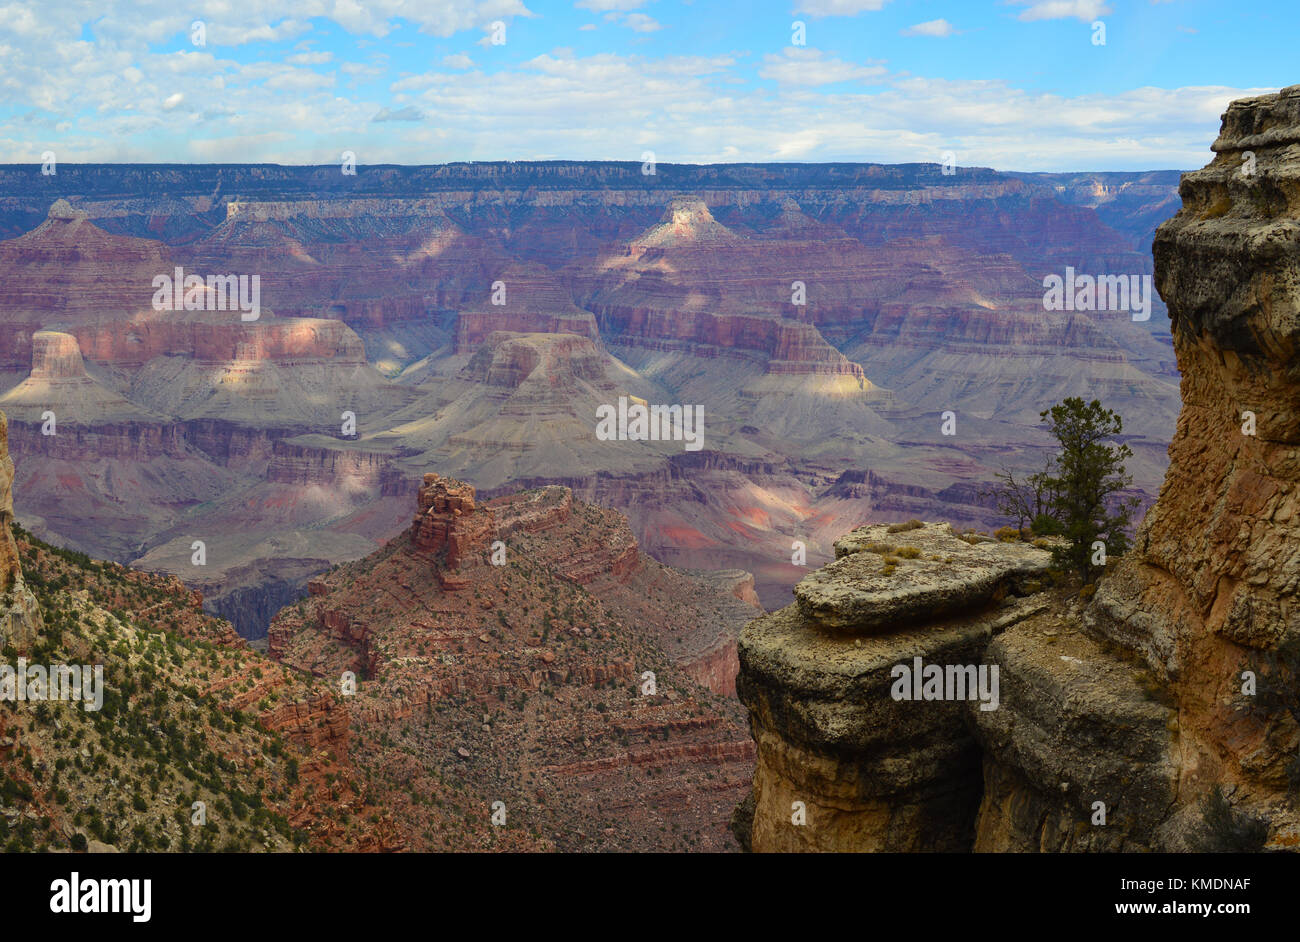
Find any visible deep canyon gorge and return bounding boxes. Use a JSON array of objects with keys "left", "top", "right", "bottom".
[{"left": 0, "top": 159, "right": 1181, "bottom": 634}]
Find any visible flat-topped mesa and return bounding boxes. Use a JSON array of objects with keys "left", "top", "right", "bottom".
[
  {"left": 30, "top": 330, "right": 87, "bottom": 380},
  {"left": 795, "top": 522, "right": 1052, "bottom": 633},
  {"left": 1085, "top": 84, "right": 1300, "bottom": 811},
  {"left": 454, "top": 263, "right": 599, "bottom": 353},
  {"left": 410, "top": 473, "right": 497, "bottom": 587},
  {"left": 462, "top": 331, "right": 607, "bottom": 391}
]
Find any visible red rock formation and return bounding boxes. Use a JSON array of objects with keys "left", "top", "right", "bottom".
[
  {"left": 411, "top": 472, "right": 497, "bottom": 574},
  {"left": 454, "top": 262, "right": 599, "bottom": 353},
  {"left": 265, "top": 477, "right": 763, "bottom": 850}
]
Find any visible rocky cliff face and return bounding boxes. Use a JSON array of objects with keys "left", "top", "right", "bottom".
[
  {"left": 1085, "top": 84, "right": 1300, "bottom": 843},
  {"left": 410, "top": 473, "right": 496, "bottom": 586},
  {"left": 737, "top": 524, "right": 1054, "bottom": 851},
  {"left": 736, "top": 87, "right": 1300, "bottom": 853},
  {"left": 0, "top": 409, "right": 41, "bottom": 648}
]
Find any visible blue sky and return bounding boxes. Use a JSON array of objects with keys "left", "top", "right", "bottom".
[{"left": 0, "top": 1, "right": 1289, "bottom": 170}]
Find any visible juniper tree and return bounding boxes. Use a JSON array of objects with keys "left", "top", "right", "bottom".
[
  {"left": 987, "top": 454, "right": 1058, "bottom": 536},
  {"left": 1036, "top": 397, "right": 1140, "bottom": 583}
]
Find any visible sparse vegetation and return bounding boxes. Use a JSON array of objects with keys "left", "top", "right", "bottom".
[
  {"left": 992, "top": 398, "right": 1139, "bottom": 583},
  {"left": 886, "top": 519, "right": 923, "bottom": 534}
]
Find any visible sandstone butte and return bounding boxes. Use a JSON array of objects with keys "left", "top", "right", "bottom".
[
  {"left": 265, "top": 471, "right": 765, "bottom": 851},
  {"left": 735, "top": 85, "right": 1300, "bottom": 853}
]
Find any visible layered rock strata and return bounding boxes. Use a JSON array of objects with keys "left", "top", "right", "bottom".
[
  {"left": 267, "top": 473, "right": 763, "bottom": 850},
  {"left": 737, "top": 524, "right": 1052, "bottom": 851},
  {"left": 1082, "top": 84, "right": 1300, "bottom": 844},
  {"left": 411, "top": 473, "right": 496, "bottom": 588}
]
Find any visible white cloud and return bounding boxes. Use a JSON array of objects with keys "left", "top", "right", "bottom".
[
  {"left": 622, "top": 13, "right": 661, "bottom": 31},
  {"left": 0, "top": 2, "right": 535, "bottom": 49},
  {"left": 442, "top": 53, "right": 474, "bottom": 68},
  {"left": 792, "top": 0, "right": 891, "bottom": 17},
  {"left": 0, "top": 4, "right": 1274, "bottom": 172},
  {"left": 204, "top": 19, "right": 312, "bottom": 46},
  {"left": 288, "top": 51, "right": 333, "bottom": 65},
  {"left": 579, "top": 23, "right": 598, "bottom": 30},
  {"left": 342, "top": 61, "right": 386, "bottom": 78},
  {"left": 902, "top": 19, "right": 954, "bottom": 37},
  {"left": 264, "top": 69, "right": 333, "bottom": 91},
  {"left": 759, "top": 48, "right": 886, "bottom": 86},
  {"left": 1014, "top": 0, "right": 1112, "bottom": 23},
  {"left": 372, "top": 105, "right": 424, "bottom": 121}
]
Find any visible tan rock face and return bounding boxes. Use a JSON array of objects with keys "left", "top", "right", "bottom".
[
  {"left": 0, "top": 409, "right": 41, "bottom": 649},
  {"left": 795, "top": 522, "right": 1051, "bottom": 632},
  {"left": 737, "top": 522, "right": 1053, "bottom": 852},
  {"left": 1088, "top": 85, "right": 1300, "bottom": 808},
  {"left": 30, "top": 330, "right": 85, "bottom": 379}
]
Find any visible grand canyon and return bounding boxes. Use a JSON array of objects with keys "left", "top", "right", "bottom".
[
  {"left": 1, "top": 9, "right": 1297, "bottom": 914},
  {"left": 0, "top": 162, "right": 1180, "bottom": 634}
]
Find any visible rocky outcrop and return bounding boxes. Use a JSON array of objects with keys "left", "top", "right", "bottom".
[
  {"left": 411, "top": 472, "right": 496, "bottom": 575},
  {"left": 1081, "top": 84, "right": 1300, "bottom": 843},
  {"left": 971, "top": 614, "right": 1179, "bottom": 851},
  {"left": 796, "top": 523, "right": 1051, "bottom": 632},
  {"left": 737, "top": 87, "right": 1300, "bottom": 853},
  {"left": 737, "top": 524, "right": 1052, "bottom": 852}
]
